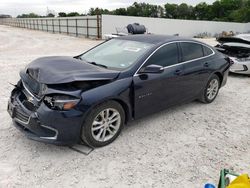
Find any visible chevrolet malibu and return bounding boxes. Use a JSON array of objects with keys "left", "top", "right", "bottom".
[{"left": 7, "top": 35, "right": 231, "bottom": 147}]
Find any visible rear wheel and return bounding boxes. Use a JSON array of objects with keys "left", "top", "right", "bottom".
[
  {"left": 200, "top": 74, "right": 220, "bottom": 103},
  {"left": 81, "top": 101, "right": 125, "bottom": 147}
]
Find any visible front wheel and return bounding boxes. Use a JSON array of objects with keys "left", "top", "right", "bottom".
[
  {"left": 81, "top": 101, "right": 125, "bottom": 147},
  {"left": 200, "top": 74, "right": 220, "bottom": 103}
]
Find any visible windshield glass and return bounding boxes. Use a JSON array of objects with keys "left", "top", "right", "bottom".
[{"left": 80, "top": 39, "right": 153, "bottom": 70}]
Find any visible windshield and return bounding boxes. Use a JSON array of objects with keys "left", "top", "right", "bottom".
[{"left": 80, "top": 39, "right": 153, "bottom": 70}]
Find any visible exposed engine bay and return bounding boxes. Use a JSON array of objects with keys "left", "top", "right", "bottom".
[
  {"left": 215, "top": 34, "right": 250, "bottom": 75},
  {"left": 215, "top": 34, "right": 250, "bottom": 58}
]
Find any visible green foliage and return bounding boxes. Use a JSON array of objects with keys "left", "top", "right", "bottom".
[
  {"left": 58, "top": 12, "right": 67, "bottom": 17},
  {"left": 176, "top": 3, "right": 194, "bottom": 19},
  {"left": 16, "top": 0, "right": 250, "bottom": 23},
  {"left": 46, "top": 13, "right": 55, "bottom": 17},
  {"left": 89, "top": 0, "right": 250, "bottom": 23},
  {"left": 126, "top": 2, "right": 159, "bottom": 17},
  {"left": 89, "top": 8, "right": 110, "bottom": 15},
  {"left": 66, "top": 12, "right": 80, "bottom": 17},
  {"left": 113, "top": 8, "right": 127, "bottom": 15},
  {"left": 165, "top": 3, "right": 178, "bottom": 19},
  {"left": 17, "top": 13, "right": 40, "bottom": 18},
  {"left": 193, "top": 2, "right": 210, "bottom": 20},
  {"left": 89, "top": 2, "right": 163, "bottom": 18}
]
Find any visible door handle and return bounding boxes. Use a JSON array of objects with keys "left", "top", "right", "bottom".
[
  {"left": 204, "top": 62, "right": 209, "bottom": 67},
  {"left": 174, "top": 69, "right": 182, "bottom": 75}
]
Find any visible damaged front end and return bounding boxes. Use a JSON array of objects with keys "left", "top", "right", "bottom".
[
  {"left": 7, "top": 68, "right": 115, "bottom": 145},
  {"left": 215, "top": 35, "right": 250, "bottom": 75}
]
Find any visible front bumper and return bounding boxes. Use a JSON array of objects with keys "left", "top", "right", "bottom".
[
  {"left": 7, "top": 87, "right": 84, "bottom": 145},
  {"left": 229, "top": 58, "right": 250, "bottom": 75}
]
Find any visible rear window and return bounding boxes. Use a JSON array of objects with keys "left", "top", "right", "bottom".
[
  {"left": 203, "top": 45, "right": 213, "bottom": 56},
  {"left": 180, "top": 42, "right": 204, "bottom": 62}
]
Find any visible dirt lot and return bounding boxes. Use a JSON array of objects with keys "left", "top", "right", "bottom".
[{"left": 0, "top": 25, "right": 249, "bottom": 188}]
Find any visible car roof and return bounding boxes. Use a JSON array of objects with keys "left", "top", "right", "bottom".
[{"left": 116, "top": 34, "right": 195, "bottom": 45}]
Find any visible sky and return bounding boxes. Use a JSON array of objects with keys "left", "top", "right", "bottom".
[{"left": 0, "top": 0, "right": 216, "bottom": 17}]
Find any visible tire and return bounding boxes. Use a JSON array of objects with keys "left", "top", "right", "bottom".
[
  {"left": 81, "top": 101, "right": 125, "bottom": 148},
  {"left": 199, "top": 74, "right": 220, "bottom": 104}
]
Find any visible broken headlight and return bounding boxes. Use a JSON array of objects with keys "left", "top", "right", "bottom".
[
  {"left": 236, "top": 57, "right": 250, "bottom": 62},
  {"left": 44, "top": 95, "right": 80, "bottom": 111}
]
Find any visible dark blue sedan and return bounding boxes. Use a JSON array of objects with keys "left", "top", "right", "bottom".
[{"left": 7, "top": 35, "right": 231, "bottom": 147}]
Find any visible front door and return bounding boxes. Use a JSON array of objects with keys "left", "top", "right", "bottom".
[{"left": 133, "top": 42, "right": 187, "bottom": 119}]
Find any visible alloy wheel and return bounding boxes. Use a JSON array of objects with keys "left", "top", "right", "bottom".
[
  {"left": 91, "top": 108, "right": 121, "bottom": 142},
  {"left": 206, "top": 79, "right": 219, "bottom": 100}
]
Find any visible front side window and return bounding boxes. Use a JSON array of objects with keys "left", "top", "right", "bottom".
[
  {"left": 80, "top": 39, "right": 153, "bottom": 70},
  {"left": 180, "top": 42, "right": 204, "bottom": 62},
  {"left": 144, "top": 43, "right": 179, "bottom": 67}
]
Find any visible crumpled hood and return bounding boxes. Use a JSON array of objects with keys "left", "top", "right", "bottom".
[
  {"left": 20, "top": 56, "right": 120, "bottom": 84},
  {"left": 217, "top": 35, "right": 250, "bottom": 45}
]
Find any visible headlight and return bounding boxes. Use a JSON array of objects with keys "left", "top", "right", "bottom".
[{"left": 44, "top": 95, "right": 80, "bottom": 111}]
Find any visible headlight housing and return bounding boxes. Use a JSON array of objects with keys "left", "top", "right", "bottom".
[
  {"left": 44, "top": 95, "right": 80, "bottom": 111},
  {"left": 236, "top": 57, "right": 250, "bottom": 62}
]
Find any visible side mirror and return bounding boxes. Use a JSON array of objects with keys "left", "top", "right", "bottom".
[{"left": 139, "top": 64, "right": 164, "bottom": 74}]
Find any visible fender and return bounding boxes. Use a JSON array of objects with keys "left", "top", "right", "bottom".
[{"left": 79, "top": 77, "right": 134, "bottom": 121}]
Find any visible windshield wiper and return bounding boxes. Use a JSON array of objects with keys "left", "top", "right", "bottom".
[
  {"left": 88, "top": 62, "right": 108, "bottom": 69},
  {"left": 76, "top": 57, "right": 108, "bottom": 69}
]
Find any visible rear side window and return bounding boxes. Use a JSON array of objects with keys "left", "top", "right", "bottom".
[
  {"left": 145, "top": 43, "right": 179, "bottom": 67},
  {"left": 203, "top": 45, "right": 213, "bottom": 56},
  {"left": 180, "top": 42, "right": 204, "bottom": 62}
]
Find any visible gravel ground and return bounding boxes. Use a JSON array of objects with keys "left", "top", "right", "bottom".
[{"left": 0, "top": 25, "right": 250, "bottom": 188}]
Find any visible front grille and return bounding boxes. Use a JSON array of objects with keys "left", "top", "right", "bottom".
[
  {"left": 15, "top": 109, "right": 29, "bottom": 123},
  {"left": 18, "top": 90, "right": 39, "bottom": 111},
  {"left": 22, "top": 101, "right": 38, "bottom": 111}
]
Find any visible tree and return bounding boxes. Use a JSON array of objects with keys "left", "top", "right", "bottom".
[
  {"left": 209, "top": 0, "right": 247, "bottom": 21},
  {"left": 126, "top": 2, "right": 140, "bottom": 16},
  {"left": 88, "top": 8, "right": 110, "bottom": 15},
  {"left": 112, "top": 8, "right": 127, "bottom": 15},
  {"left": 58, "top": 12, "right": 67, "bottom": 17},
  {"left": 67, "top": 12, "right": 80, "bottom": 17},
  {"left": 194, "top": 2, "right": 210, "bottom": 20},
  {"left": 16, "top": 1, "right": 250, "bottom": 23},
  {"left": 164, "top": 3, "right": 178, "bottom": 18},
  {"left": 17, "top": 13, "right": 40, "bottom": 18},
  {"left": 126, "top": 2, "right": 159, "bottom": 17},
  {"left": 47, "top": 13, "right": 55, "bottom": 17},
  {"left": 177, "top": 3, "right": 192, "bottom": 19},
  {"left": 228, "top": 7, "right": 250, "bottom": 22}
]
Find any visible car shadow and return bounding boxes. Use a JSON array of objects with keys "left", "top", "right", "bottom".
[
  {"left": 229, "top": 72, "right": 250, "bottom": 78},
  {"left": 123, "top": 100, "right": 201, "bottom": 132},
  {"left": 11, "top": 100, "right": 201, "bottom": 155}
]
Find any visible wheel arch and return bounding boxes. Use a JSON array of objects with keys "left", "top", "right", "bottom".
[
  {"left": 84, "top": 97, "right": 132, "bottom": 125},
  {"left": 109, "top": 98, "right": 131, "bottom": 124},
  {"left": 214, "top": 72, "right": 223, "bottom": 87}
]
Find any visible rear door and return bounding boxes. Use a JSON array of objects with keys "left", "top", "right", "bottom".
[{"left": 179, "top": 42, "right": 214, "bottom": 99}]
